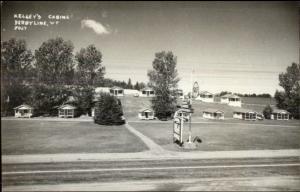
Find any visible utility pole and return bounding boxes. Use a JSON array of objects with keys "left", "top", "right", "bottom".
[{"left": 188, "top": 68, "right": 194, "bottom": 143}]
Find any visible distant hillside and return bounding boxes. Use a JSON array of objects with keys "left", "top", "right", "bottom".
[{"left": 119, "top": 96, "right": 277, "bottom": 121}]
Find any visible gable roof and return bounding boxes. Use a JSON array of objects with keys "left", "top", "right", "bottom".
[
  {"left": 203, "top": 108, "right": 224, "bottom": 113},
  {"left": 141, "top": 87, "right": 154, "bottom": 91},
  {"left": 221, "top": 94, "right": 240, "bottom": 99},
  {"left": 110, "top": 86, "right": 123, "bottom": 90},
  {"left": 272, "top": 109, "right": 290, "bottom": 114},
  {"left": 233, "top": 108, "right": 256, "bottom": 113},
  {"left": 58, "top": 104, "right": 76, "bottom": 110},
  {"left": 14, "top": 104, "right": 33, "bottom": 110},
  {"left": 199, "top": 91, "right": 213, "bottom": 96}
]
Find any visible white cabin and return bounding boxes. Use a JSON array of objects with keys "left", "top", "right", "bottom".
[
  {"left": 203, "top": 108, "right": 224, "bottom": 120},
  {"left": 195, "top": 91, "right": 214, "bottom": 103},
  {"left": 109, "top": 86, "right": 124, "bottom": 97},
  {"left": 233, "top": 108, "right": 257, "bottom": 120},
  {"left": 221, "top": 94, "right": 242, "bottom": 107},
  {"left": 271, "top": 109, "right": 290, "bottom": 120},
  {"left": 140, "top": 87, "right": 155, "bottom": 97},
  {"left": 14, "top": 104, "right": 33, "bottom": 118},
  {"left": 138, "top": 108, "right": 155, "bottom": 120},
  {"left": 58, "top": 104, "right": 76, "bottom": 118}
]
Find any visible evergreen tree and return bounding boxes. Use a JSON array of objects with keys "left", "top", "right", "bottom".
[
  {"left": 94, "top": 93, "right": 125, "bottom": 125},
  {"left": 263, "top": 105, "right": 273, "bottom": 119},
  {"left": 127, "top": 78, "right": 133, "bottom": 89},
  {"left": 134, "top": 82, "right": 140, "bottom": 90}
]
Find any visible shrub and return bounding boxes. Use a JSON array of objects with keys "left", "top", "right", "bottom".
[
  {"left": 94, "top": 93, "right": 125, "bottom": 125},
  {"left": 263, "top": 105, "right": 273, "bottom": 119}
]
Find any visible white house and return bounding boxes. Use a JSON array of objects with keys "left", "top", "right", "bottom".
[
  {"left": 202, "top": 108, "right": 224, "bottom": 120},
  {"left": 140, "top": 87, "right": 155, "bottom": 97},
  {"left": 58, "top": 104, "right": 76, "bottom": 118},
  {"left": 271, "top": 109, "right": 290, "bottom": 120},
  {"left": 138, "top": 108, "right": 155, "bottom": 120},
  {"left": 109, "top": 86, "right": 124, "bottom": 97},
  {"left": 196, "top": 91, "right": 214, "bottom": 103},
  {"left": 14, "top": 104, "right": 33, "bottom": 118},
  {"left": 221, "top": 94, "right": 242, "bottom": 107},
  {"left": 233, "top": 108, "right": 257, "bottom": 120}
]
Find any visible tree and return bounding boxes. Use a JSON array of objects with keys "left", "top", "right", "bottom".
[
  {"left": 147, "top": 51, "right": 180, "bottom": 120},
  {"left": 94, "top": 93, "right": 125, "bottom": 125},
  {"left": 134, "top": 81, "right": 140, "bottom": 90},
  {"left": 35, "top": 37, "right": 75, "bottom": 85},
  {"left": 1, "top": 38, "right": 34, "bottom": 116},
  {"left": 29, "top": 84, "right": 71, "bottom": 116},
  {"left": 72, "top": 86, "right": 95, "bottom": 116},
  {"left": 127, "top": 78, "right": 133, "bottom": 89},
  {"left": 75, "top": 45, "right": 105, "bottom": 86},
  {"left": 275, "top": 63, "right": 300, "bottom": 119},
  {"left": 263, "top": 105, "right": 273, "bottom": 119}
]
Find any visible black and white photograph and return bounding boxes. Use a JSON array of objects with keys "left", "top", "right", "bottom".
[{"left": 1, "top": 1, "right": 300, "bottom": 191}]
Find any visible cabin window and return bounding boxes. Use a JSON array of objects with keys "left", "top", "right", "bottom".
[
  {"left": 67, "top": 109, "right": 73, "bottom": 116},
  {"left": 284, "top": 114, "right": 288, "bottom": 119},
  {"left": 150, "top": 91, "right": 154, "bottom": 95},
  {"left": 118, "top": 90, "right": 123, "bottom": 94},
  {"left": 110, "top": 90, "right": 114, "bottom": 94},
  {"left": 142, "top": 91, "right": 146, "bottom": 94}
]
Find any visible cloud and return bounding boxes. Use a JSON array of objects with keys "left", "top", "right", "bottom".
[{"left": 81, "top": 19, "right": 110, "bottom": 35}]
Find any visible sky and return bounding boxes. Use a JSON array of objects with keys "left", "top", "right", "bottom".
[{"left": 1, "top": 1, "right": 299, "bottom": 95}]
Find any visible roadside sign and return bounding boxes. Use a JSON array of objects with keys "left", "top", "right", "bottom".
[{"left": 173, "top": 114, "right": 183, "bottom": 144}]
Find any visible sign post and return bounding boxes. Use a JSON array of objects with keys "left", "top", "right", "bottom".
[{"left": 173, "top": 99, "right": 194, "bottom": 146}]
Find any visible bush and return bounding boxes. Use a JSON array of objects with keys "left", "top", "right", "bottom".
[
  {"left": 263, "top": 105, "right": 273, "bottom": 119},
  {"left": 94, "top": 93, "right": 125, "bottom": 125}
]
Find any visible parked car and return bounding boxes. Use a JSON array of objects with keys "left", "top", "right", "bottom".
[{"left": 256, "top": 113, "right": 264, "bottom": 120}]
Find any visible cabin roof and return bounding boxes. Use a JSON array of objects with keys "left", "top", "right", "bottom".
[
  {"left": 233, "top": 108, "right": 256, "bottom": 113},
  {"left": 199, "top": 91, "right": 213, "bottom": 95},
  {"left": 203, "top": 108, "right": 224, "bottom": 113},
  {"left": 14, "top": 104, "right": 33, "bottom": 110},
  {"left": 221, "top": 94, "right": 240, "bottom": 99},
  {"left": 141, "top": 87, "right": 154, "bottom": 91},
  {"left": 272, "top": 109, "right": 290, "bottom": 114},
  {"left": 58, "top": 104, "right": 76, "bottom": 110},
  {"left": 110, "top": 86, "right": 123, "bottom": 90}
]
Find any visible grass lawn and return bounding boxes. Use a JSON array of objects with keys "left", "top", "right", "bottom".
[
  {"left": 2, "top": 120, "right": 147, "bottom": 155},
  {"left": 131, "top": 121, "right": 300, "bottom": 152}
]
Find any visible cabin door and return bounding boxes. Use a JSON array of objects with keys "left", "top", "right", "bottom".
[
  {"left": 147, "top": 91, "right": 149, "bottom": 96},
  {"left": 145, "top": 112, "right": 149, "bottom": 118}
]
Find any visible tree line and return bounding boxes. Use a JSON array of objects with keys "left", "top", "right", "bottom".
[{"left": 216, "top": 91, "right": 272, "bottom": 98}]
